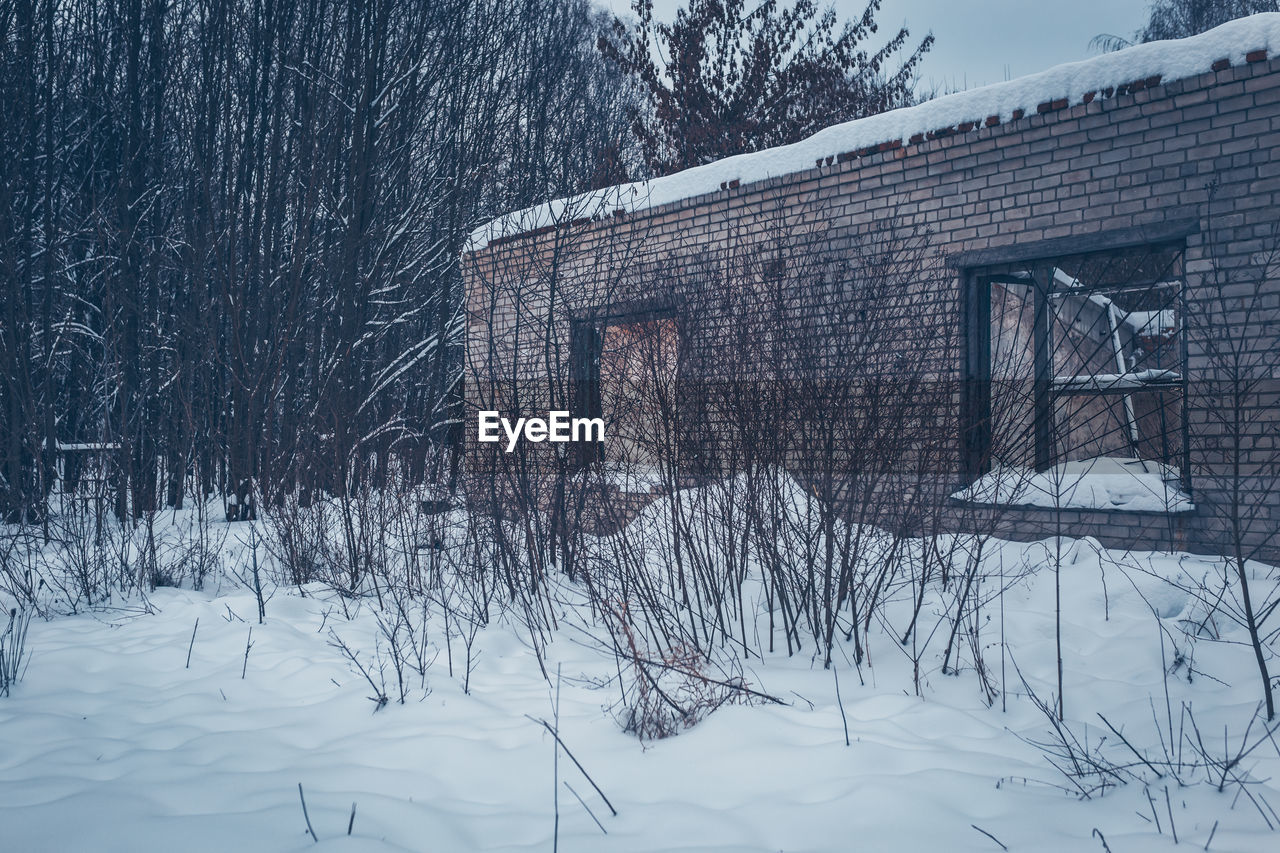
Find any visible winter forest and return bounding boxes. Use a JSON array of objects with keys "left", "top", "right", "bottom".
[
  {"left": 0, "top": 0, "right": 644, "bottom": 523},
  {"left": 4, "top": 1, "right": 1280, "bottom": 852}
]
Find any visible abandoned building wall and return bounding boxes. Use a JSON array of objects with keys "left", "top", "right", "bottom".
[{"left": 465, "top": 54, "right": 1280, "bottom": 561}]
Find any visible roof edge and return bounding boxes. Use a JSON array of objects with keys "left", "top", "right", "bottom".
[{"left": 467, "top": 13, "right": 1280, "bottom": 255}]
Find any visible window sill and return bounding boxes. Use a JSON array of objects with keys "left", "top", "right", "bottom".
[
  {"left": 949, "top": 496, "right": 1196, "bottom": 515},
  {"left": 952, "top": 461, "right": 1194, "bottom": 514}
]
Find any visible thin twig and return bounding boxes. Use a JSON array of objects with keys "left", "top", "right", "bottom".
[
  {"left": 1204, "top": 818, "right": 1218, "bottom": 850},
  {"left": 348, "top": 802, "right": 356, "bottom": 836},
  {"left": 1164, "top": 785, "right": 1178, "bottom": 844},
  {"left": 970, "top": 824, "right": 1007, "bottom": 851},
  {"left": 328, "top": 630, "right": 388, "bottom": 711},
  {"left": 553, "top": 663, "right": 560, "bottom": 853},
  {"left": 833, "top": 666, "right": 850, "bottom": 747},
  {"left": 565, "top": 782, "right": 607, "bottom": 835},
  {"left": 524, "top": 715, "right": 617, "bottom": 817},
  {"left": 186, "top": 618, "right": 199, "bottom": 669},
  {"left": 1147, "top": 787, "right": 1163, "bottom": 834},
  {"left": 1097, "top": 713, "right": 1164, "bottom": 778},
  {"left": 297, "top": 783, "right": 318, "bottom": 843},
  {"left": 241, "top": 627, "right": 253, "bottom": 679},
  {"left": 630, "top": 654, "right": 786, "bottom": 704}
]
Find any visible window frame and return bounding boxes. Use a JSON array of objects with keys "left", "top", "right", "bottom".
[
  {"left": 569, "top": 300, "right": 680, "bottom": 468},
  {"left": 960, "top": 241, "right": 1191, "bottom": 502}
]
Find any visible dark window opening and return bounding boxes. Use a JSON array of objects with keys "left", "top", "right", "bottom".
[
  {"left": 961, "top": 243, "right": 1190, "bottom": 511},
  {"left": 570, "top": 307, "right": 680, "bottom": 476}
]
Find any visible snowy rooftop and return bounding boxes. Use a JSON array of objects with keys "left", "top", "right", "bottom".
[{"left": 467, "top": 13, "right": 1280, "bottom": 254}]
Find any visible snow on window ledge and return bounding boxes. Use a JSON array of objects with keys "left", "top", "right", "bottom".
[
  {"left": 1052, "top": 368, "right": 1182, "bottom": 392},
  {"left": 952, "top": 458, "right": 1194, "bottom": 513}
]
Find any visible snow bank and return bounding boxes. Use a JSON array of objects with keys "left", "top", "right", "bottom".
[
  {"left": 467, "top": 14, "right": 1280, "bottom": 253},
  {"left": 955, "top": 457, "right": 1194, "bottom": 512},
  {"left": 2, "top": 518, "right": 1277, "bottom": 850}
]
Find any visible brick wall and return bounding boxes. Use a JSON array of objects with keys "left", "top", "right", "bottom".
[{"left": 464, "top": 55, "right": 1280, "bottom": 562}]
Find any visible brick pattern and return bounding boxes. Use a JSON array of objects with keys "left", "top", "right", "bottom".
[{"left": 465, "top": 57, "right": 1280, "bottom": 562}]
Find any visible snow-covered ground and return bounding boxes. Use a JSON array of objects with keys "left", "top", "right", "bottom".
[{"left": 2, "top": 491, "right": 1278, "bottom": 853}]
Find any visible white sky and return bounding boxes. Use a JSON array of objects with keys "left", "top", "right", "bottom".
[{"left": 601, "top": 0, "right": 1154, "bottom": 93}]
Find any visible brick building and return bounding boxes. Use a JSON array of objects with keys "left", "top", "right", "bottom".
[{"left": 464, "top": 17, "right": 1280, "bottom": 561}]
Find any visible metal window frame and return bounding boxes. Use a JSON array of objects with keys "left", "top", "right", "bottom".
[{"left": 961, "top": 237, "right": 1191, "bottom": 497}]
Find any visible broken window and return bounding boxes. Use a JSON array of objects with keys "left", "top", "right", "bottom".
[{"left": 961, "top": 243, "right": 1190, "bottom": 511}]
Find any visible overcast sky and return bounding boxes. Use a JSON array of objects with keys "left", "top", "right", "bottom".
[{"left": 602, "top": 0, "right": 1154, "bottom": 93}]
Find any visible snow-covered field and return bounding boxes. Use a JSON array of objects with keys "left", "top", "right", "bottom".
[{"left": 1, "top": 495, "right": 1278, "bottom": 852}]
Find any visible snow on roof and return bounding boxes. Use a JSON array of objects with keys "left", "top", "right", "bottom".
[{"left": 467, "top": 13, "right": 1280, "bottom": 254}]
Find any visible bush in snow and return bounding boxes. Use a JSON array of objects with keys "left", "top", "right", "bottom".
[
  {"left": 0, "top": 606, "right": 31, "bottom": 697},
  {"left": 603, "top": 603, "right": 775, "bottom": 740}
]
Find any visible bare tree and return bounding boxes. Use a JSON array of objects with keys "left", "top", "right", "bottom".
[
  {"left": 1184, "top": 211, "right": 1280, "bottom": 718},
  {"left": 600, "top": 0, "right": 932, "bottom": 175}
]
